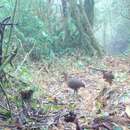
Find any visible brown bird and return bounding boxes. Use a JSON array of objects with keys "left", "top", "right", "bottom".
[
  {"left": 20, "top": 89, "right": 34, "bottom": 102},
  {"left": 62, "top": 72, "right": 85, "bottom": 94},
  {"left": 89, "top": 67, "right": 114, "bottom": 85},
  {"left": 103, "top": 71, "right": 114, "bottom": 85}
]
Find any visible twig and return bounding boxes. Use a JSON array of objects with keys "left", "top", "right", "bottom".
[
  {"left": 6, "top": 72, "right": 31, "bottom": 85},
  {"left": 0, "top": 103, "right": 9, "bottom": 111},
  {"left": 0, "top": 125, "right": 15, "bottom": 129},
  {"left": 0, "top": 82, "right": 12, "bottom": 119},
  {"left": 5, "top": 0, "right": 18, "bottom": 55},
  {"left": 41, "top": 101, "right": 66, "bottom": 105},
  {"left": 0, "top": 23, "right": 18, "bottom": 26},
  {"left": 14, "top": 43, "right": 35, "bottom": 74},
  {"left": 88, "top": 67, "right": 107, "bottom": 72}
]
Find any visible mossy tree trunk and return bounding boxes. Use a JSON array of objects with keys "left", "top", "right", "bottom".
[
  {"left": 61, "top": 0, "right": 71, "bottom": 47},
  {"left": 84, "top": 0, "right": 94, "bottom": 27},
  {"left": 68, "top": 0, "right": 102, "bottom": 56}
]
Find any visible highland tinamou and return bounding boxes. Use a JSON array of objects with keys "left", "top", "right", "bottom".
[
  {"left": 89, "top": 67, "right": 114, "bottom": 85},
  {"left": 62, "top": 72, "right": 85, "bottom": 94},
  {"left": 102, "top": 71, "right": 114, "bottom": 85}
]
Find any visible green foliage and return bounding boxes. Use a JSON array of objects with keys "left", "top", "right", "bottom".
[
  {"left": 0, "top": 0, "right": 102, "bottom": 60},
  {"left": 18, "top": 66, "right": 32, "bottom": 81},
  {"left": 18, "top": 11, "right": 44, "bottom": 40},
  {"left": 1, "top": 0, "right": 130, "bottom": 59}
]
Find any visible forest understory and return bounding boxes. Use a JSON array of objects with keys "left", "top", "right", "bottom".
[
  {"left": 1, "top": 56, "right": 130, "bottom": 130},
  {"left": 0, "top": 0, "right": 130, "bottom": 129}
]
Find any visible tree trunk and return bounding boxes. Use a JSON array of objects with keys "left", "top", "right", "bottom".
[
  {"left": 84, "top": 0, "right": 94, "bottom": 27},
  {"left": 68, "top": 0, "right": 102, "bottom": 56},
  {"left": 61, "top": 0, "right": 71, "bottom": 46}
]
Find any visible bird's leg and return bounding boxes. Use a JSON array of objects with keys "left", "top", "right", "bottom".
[
  {"left": 73, "top": 90, "right": 82, "bottom": 101},
  {"left": 74, "top": 89, "right": 78, "bottom": 96},
  {"left": 72, "top": 90, "right": 76, "bottom": 101},
  {"left": 74, "top": 90, "right": 76, "bottom": 95},
  {"left": 75, "top": 91, "right": 78, "bottom": 98}
]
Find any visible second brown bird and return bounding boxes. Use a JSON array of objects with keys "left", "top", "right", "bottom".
[{"left": 103, "top": 71, "right": 114, "bottom": 85}]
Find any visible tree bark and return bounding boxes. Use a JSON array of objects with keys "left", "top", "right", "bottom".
[
  {"left": 68, "top": 0, "right": 102, "bottom": 56},
  {"left": 84, "top": 0, "right": 94, "bottom": 27}
]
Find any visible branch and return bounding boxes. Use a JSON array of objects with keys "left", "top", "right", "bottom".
[
  {"left": 0, "top": 82, "right": 12, "bottom": 119},
  {"left": 0, "top": 103, "right": 9, "bottom": 111},
  {"left": 14, "top": 43, "right": 35, "bottom": 74},
  {"left": 0, "top": 23, "right": 18, "bottom": 26},
  {"left": 5, "top": 0, "right": 18, "bottom": 55}
]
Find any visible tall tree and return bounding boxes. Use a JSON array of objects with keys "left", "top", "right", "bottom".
[
  {"left": 61, "top": 0, "right": 71, "bottom": 46},
  {"left": 68, "top": 0, "right": 102, "bottom": 56},
  {"left": 84, "top": 0, "right": 94, "bottom": 27}
]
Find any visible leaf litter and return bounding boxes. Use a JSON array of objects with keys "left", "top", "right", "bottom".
[{"left": 1, "top": 56, "right": 130, "bottom": 129}]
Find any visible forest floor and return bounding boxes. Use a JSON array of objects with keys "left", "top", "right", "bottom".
[
  {"left": 1, "top": 56, "right": 130, "bottom": 130},
  {"left": 30, "top": 56, "right": 130, "bottom": 129}
]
